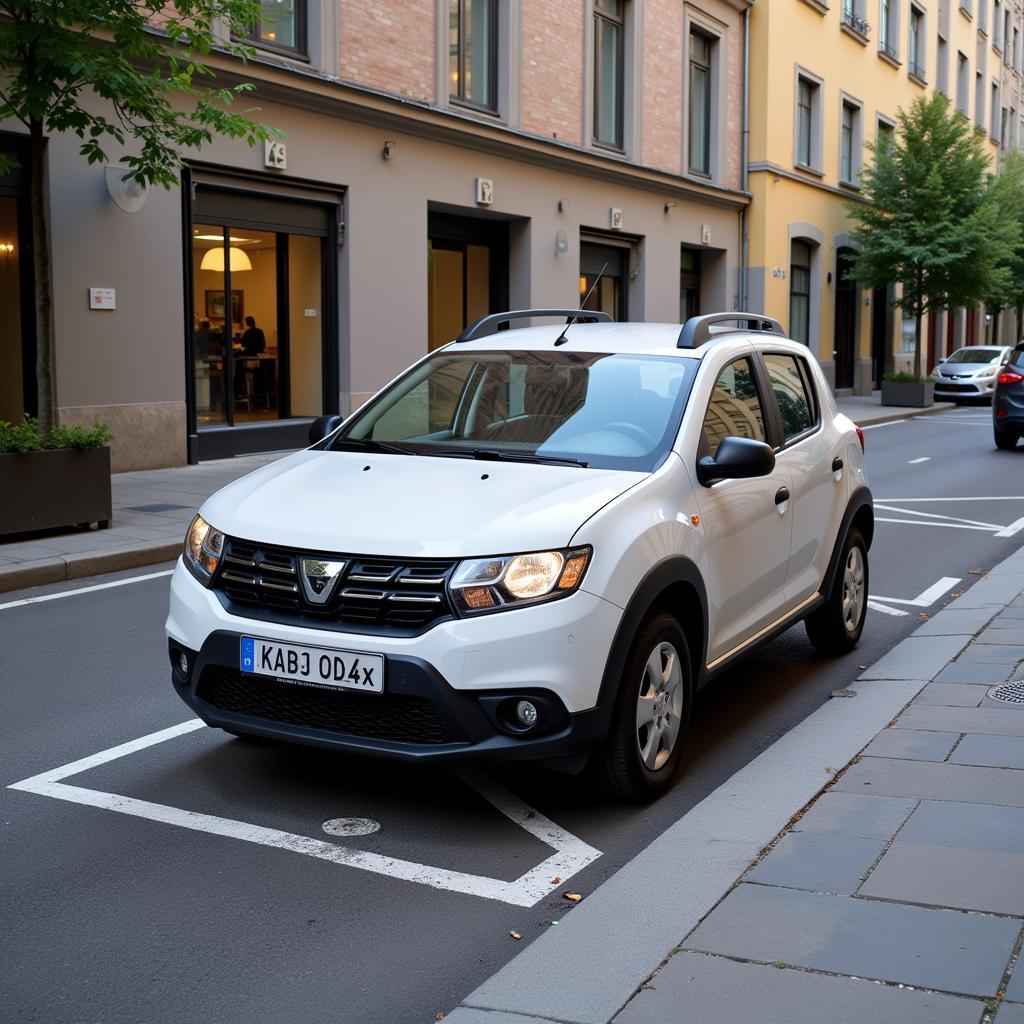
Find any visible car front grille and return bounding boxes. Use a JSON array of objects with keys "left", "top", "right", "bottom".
[
  {"left": 196, "top": 667, "right": 452, "bottom": 744},
  {"left": 936, "top": 382, "right": 981, "bottom": 393},
  {"left": 211, "top": 536, "right": 457, "bottom": 635}
]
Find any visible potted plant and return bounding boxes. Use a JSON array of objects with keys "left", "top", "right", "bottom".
[
  {"left": 880, "top": 372, "right": 935, "bottom": 408},
  {"left": 0, "top": 418, "right": 113, "bottom": 536}
]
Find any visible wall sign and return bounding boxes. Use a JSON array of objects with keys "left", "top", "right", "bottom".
[
  {"left": 700, "top": 224, "right": 712, "bottom": 245},
  {"left": 609, "top": 208, "right": 623, "bottom": 230},
  {"left": 264, "top": 140, "right": 287, "bottom": 170},
  {"left": 89, "top": 287, "right": 116, "bottom": 310},
  {"left": 475, "top": 178, "right": 494, "bottom": 205}
]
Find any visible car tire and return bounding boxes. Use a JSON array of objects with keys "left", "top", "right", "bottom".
[
  {"left": 595, "top": 612, "right": 693, "bottom": 803},
  {"left": 805, "top": 527, "right": 869, "bottom": 655},
  {"left": 995, "top": 428, "right": 1019, "bottom": 450}
]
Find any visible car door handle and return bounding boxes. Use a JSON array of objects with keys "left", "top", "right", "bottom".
[
  {"left": 832, "top": 457, "right": 844, "bottom": 472},
  {"left": 774, "top": 487, "right": 790, "bottom": 506}
]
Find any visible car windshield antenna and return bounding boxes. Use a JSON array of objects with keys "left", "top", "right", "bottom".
[{"left": 554, "top": 262, "right": 607, "bottom": 346}]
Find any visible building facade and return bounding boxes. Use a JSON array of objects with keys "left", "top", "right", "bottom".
[
  {"left": 0, "top": 0, "right": 753, "bottom": 469},
  {"left": 746, "top": 0, "right": 1017, "bottom": 394}
]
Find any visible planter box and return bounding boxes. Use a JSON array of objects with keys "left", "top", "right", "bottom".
[
  {"left": 0, "top": 447, "right": 112, "bottom": 536},
  {"left": 881, "top": 380, "right": 935, "bottom": 408}
]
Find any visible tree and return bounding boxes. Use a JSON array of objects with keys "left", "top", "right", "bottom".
[
  {"left": 845, "top": 92, "right": 1017, "bottom": 380},
  {"left": 0, "top": 1, "right": 278, "bottom": 435},
  {"left": 984, "top": 149, "right": 1024, "bottom": 341}
]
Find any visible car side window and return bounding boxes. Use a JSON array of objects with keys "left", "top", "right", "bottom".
[
  {"left": 763, "top": 353, "right": 817, "bottom": 444},
  {"left": 701, "top": 357, "right": 767, "bottom": 458}
]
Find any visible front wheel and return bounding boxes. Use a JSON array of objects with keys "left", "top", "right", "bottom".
[
  {"left": 596, "top": 612, "right": 692, "bottom": 802},
  {"left": 995, "top": 428, "right": 1019, "bottom": 451},
  {"left": 805, "top": 528, "right": 868, "bottom": 655}
]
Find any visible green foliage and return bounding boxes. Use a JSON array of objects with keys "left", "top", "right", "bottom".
[
  {"left": 986, "top": 149, "right": 1024, "bottom": 313},
  {"left": 845, "top": 93, "right": 1019, "bottom": 377},
  {"left": 0, "top": 1, "right": 281, "bottom": 185},
  {"left": 883, "top": 371, "right": 931, "bottom": 383},
  {"left": 0, "top": 417, "right": 113, "bottom": 454}
]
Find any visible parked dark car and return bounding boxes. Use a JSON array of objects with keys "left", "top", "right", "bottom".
[{"left": 993, "top": 343, "right": 1024, "bottom": 450}]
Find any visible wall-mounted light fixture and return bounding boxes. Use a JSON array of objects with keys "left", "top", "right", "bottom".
[
  {"left": 557, "top": 197, "right": 569, "bottom": 213},
  {"left": 554, "top": 228, "right": 569, "bottom": 255},
  {"left": 382, "top": 140, "right": 396, "bottom": 160},
  {"left": 0, "top": 242, "right": 14, "bottom": 256},
  {"left": 104, "top": 165, "right": 149, "bottom": 214},
  {"left": 664, "top": 201, "right": 676, "bottom": 214}
]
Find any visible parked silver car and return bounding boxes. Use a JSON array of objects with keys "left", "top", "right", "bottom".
[{"left": 932, "top": 346, "right": 1014, "bottom": 402}]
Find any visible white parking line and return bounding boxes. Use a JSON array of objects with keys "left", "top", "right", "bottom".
[
  {"left": 866, "top": 600, "right": 909, "bottom": 617},
  {"left": 0, "top": 569, "right": 175, "bottom": 612},
  {"left": 875, "top": 504, "right": 1007, "bottom": 530},
  {"left": 8, "top": 720, "right": 601, "bottom": 908},
  {"left": 860, "top": 419, "right": 906, "bottom": 429},
  {"left": 908, "top": 457, "right": 931, "bottom": 464}
]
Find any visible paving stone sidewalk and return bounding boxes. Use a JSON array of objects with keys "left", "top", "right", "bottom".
[
  {"left": 616, "top": 564, "right": 1024, "bottom": 1024},
  {"left": 0, "top": 395, "right": 952, "bottom": 594}
]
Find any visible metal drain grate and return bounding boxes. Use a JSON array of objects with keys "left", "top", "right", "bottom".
[{"left": 988, "top": 680, "right": 1024, "bottom": 704}]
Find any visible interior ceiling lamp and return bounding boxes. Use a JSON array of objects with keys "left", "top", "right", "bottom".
[{"left": 200, "top": 246, "right": 253, "bottom": 272}]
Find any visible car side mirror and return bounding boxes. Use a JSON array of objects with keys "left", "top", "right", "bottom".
[
  {"left": 308, "top": 415, "right": 345, "bottom": 445},
  {"left": 697, "top": 436, "right": 776, "bottom": 486}
]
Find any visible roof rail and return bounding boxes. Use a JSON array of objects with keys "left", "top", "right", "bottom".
[
  {"left": 456, "top": 308, "right": 613, "bottom": 342},
  {"left": 677, "top": 312, "right": 785, "bottom": 349}
]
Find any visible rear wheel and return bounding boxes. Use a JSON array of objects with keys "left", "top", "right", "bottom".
[
  {"left": 995, "top": 428, "right": 1020, "bottom": 450},
  {"left": 805, "top": 527, "right": 868, "bottom": 654},
  {"left": 596, "top": 612, "right": 692, "bottom": 802}
]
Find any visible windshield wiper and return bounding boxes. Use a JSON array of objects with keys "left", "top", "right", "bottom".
[
  {"left": 427, "top": 447, "right": 588, "bottom": 468},
  {"left": 330, "top": 436, "right": 417, "bottom": 457}
]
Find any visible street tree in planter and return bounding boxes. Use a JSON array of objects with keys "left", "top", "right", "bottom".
[
  {"left": 984, "top": 149, "right": 1024, "bottom": 342},
  {"left": 845, "top": 93, "right": 1016, "bottom": 397},
  {"left": 0, "top": 0, "right": 278, "bottom": 437}
]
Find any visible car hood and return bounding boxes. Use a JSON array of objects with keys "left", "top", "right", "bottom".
[
  {"left": 200, "top": 449, "right": 646, "bottom": 557},
  {"left": 937, "top": 364, "right": 994, "bottom": 376}
]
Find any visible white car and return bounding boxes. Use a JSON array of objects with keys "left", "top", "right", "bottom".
[
  {"left": 932, "top": 345, "right": 1014, "bottom": 402},
  {"left": 166, "top": 310, "right": 873, "bottom": 801}
]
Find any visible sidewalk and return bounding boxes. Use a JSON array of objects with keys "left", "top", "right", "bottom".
[
  {"left": 447, "top": 544, "right": 1024, "bottom": 1024},
  {"left": 0, "top": 395, "right": 954, "bottom": 594}
]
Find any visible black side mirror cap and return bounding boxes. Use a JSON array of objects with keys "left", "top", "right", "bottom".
[
  {"left": 697, "top": 436, "right": 776, "bottom": 486},
  {"left": 308, "top": 415, "right": 345, "bottom": 445}
]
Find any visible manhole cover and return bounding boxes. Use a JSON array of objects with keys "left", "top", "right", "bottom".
[{"left": 988, "top": 681, "right": 1024, "bottom": 705}]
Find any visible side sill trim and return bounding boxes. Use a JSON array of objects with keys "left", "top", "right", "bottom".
[{"left": 705, "top": 592, "right": 820, "bottom": 673}]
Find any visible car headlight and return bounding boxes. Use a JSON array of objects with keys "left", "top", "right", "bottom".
[
  {"left": 449, "top": 547, "right": 591, "bottom": 614},
  {"left": 183, "top": 514, "right": 225, "bottom": 586}
]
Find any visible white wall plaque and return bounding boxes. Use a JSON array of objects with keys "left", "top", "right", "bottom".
[
  {"left": 475, "top": 178, "right": 494, "bottom": 205},
  {"left": 89, "top": 287, "right": 116, "bottom": 310},
  {"left": 700, "top": 224, "right": 712, "bottom": 245},
  {"left": 264, "top": 140, "right": 287, "bottom": 170},
  {"left": 609, "top": 208, "right": 623, "bottom": 230}
]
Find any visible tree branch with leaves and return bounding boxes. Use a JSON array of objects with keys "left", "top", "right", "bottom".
[{"left": 0, "top": 0, "right": 280, "bottom": 434}]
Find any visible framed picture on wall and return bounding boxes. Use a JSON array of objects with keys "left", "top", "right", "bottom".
[{"left": 205, "top": 290, "right": 243, "bottom": 324}]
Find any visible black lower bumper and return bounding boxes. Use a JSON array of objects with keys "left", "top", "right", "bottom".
[{"left": 169, "top": 631, "right": 612, "bottom": 764}]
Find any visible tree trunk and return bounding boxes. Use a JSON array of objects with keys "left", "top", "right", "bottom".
[
  {"left": 913, "top": 302, "right": 923, "bottom": 380},
  {"left": 29, "top": 117, "right": 55, "bottom": 436}
]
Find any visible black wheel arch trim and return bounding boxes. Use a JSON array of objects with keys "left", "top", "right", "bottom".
[
  {"left": 821, "top": 486, "right": 874, "bottom": 601},
  {"left": 596, "top": 556, "right": 709, "bottom": 707}
]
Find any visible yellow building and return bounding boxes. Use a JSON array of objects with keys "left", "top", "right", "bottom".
[{"left": 746, "top": 0, "right": 1009, "bottom": 393}]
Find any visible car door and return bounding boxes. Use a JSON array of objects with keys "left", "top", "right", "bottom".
[
  {"left": 692, "top": 354, "right": 794, "bottom": 665},
  {"left": 758, "top": 351, "right": 848, "bottom": 605}
]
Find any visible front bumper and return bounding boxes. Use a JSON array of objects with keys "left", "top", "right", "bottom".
[
  {"left": 933, "top": 377, "right": 996, "bottom": 397},
  {"left": 165, "top": 559, "right": 621, "bottom": 762},
  {"left": 994, "top": 388, "right": 1024, "bottom": 430}
]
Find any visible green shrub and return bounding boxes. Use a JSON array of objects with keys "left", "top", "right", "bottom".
[
  {"left": 0, "top": 417, "right": 113, "bottom": 454},
  {"left": 883, "top": 372, "right": 931, "bottom": 384}
]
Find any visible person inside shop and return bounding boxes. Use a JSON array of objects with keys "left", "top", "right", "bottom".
[
  {"left": 193, "top": 320, "right": 221, "bottom": 361},
  {"left": 237, "top": 316, "right": 266, "bottom": 356}
]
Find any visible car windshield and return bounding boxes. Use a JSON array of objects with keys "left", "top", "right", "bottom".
[
  {"left": 334, "top": 350, "right": 698, "bottom": 471},
  {"left": 945, "top": 348, "right": 1004, "bottom": 364}
]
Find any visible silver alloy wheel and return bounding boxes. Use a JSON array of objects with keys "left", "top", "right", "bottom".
[
  {"left": 635, "top": 641, "right": 684, "bottom": 771},
  {"left": 841, "top": 545, "right": 866, "bottom": 634}
]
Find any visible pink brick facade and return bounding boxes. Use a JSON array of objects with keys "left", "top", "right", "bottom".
[
  {"left": 340, "top": 0, "right": 436, "bottom": 102},
  {"left": 641, "top": 0, "right": 684, "bottom": 174},
  {"left": 520, "top": 0, "right": 586, "bottom": 145}
]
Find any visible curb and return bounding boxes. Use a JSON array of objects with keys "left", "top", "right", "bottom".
[
  {"left": 0, "top": 540, "right": 181, "bottom": 595},
  {"left": 850, "top": 402, "right": 956, "bottom": 427},
  {"left": 447, "top": 540, "right": 1024, "bottom": 1024}
]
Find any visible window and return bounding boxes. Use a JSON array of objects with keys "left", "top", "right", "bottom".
[
  {"left": 843, "top": 0, "right": 870, "bottom": 36},
  {"left": 992, "top": 81, "right": 1001, "bottom": 137},
  {"left": 1005, "top": 9, "right": 1012, "bottom": 62},
  {"left": 1015, "top": 27, "right": 1020, "bottom": 69},
  {"left": 977, "top": 70, "right": 986, "bottom": 126},
  {"left": 840, "top": 100, "right": 861, "bottom": 182},
  {"left": 688, "top": 30, "right": 713, "bottom": 175},
  {"left": 1001, "top": 105, "right": 1009, "bottom": 146},
  {"left": 957, "top": 52, "right": 970, "bottom": 113},
  {"left": 763, "top": 354, "right": 817, "bottom": 443},
  {"left": 449, "top": 0, "right": 499, "bottom": 111},
  {"left": 796, "top": 75, "right": 820, "bottom": 168},
  {"left": 593, "top": 0, "right": 625, "bottom": 148},
  {"left": 580, "top": 240, "right": 628, "bottom": 320},
  {"left": 248, "top": 0, "right": 306, "bottom": 57},
  {"left": 937, "top": 36, "right": 949, "bottom": 94},
  {"left": 701, "top": 358, "right": 767, "bottom": 457},
  {"left": 789, "top": 242, "right": 812, "bottom": 346},
  {"left": 909, "top": 6, "right": 925, "bottom": 78},
  {"left": 980, "top": 0, "right": 988, "bottom": 30},
  {"left": 995, "top": 0, "right": 1003, "bottom": 45},
  {"left": 879, "top": 0, "right": 898, "bottom": 56},
  {"left": 877, "top": 118, "right": 896, "bottom": 152}
]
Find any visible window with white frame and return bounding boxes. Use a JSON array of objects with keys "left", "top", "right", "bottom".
[
  {"left": 796, "top": 74, "right": 821, "bottom": 169},
  {"left": 688, "top": 29, "right": 714, "bottom": 176},
  {"left": 880, "top": 0, "right": 899, "bottom": 56},
  {"left": 909, "top": 6, "right": 925, "bottom": 78}
]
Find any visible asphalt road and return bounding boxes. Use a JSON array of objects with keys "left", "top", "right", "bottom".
[{"left": 2, "top": 406, "right": 1022, "bottom": 1024}]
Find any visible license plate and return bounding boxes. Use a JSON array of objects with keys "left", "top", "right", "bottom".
[{"left": 240, "top": 636, "right": 384, "bottom": 694}]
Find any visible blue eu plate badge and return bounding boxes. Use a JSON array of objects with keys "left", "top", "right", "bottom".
[{"left": 240, "top": 636, "right": 255, "bottom": 672}]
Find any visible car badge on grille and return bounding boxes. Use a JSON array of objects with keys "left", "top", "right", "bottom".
[{"left": 300, "top": 558, "right": 346, "bottom": 605}]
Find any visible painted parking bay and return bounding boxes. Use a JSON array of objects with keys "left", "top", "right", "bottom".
[{"left": 9, "top": 719, "right": 600, "bottom": 907}]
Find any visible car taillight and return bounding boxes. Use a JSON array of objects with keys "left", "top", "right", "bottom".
[
  {"left": 998, "top": 370, "right": 1024, "bottom": 384},
  {"left": 855, "top": 425, "right": 865, "bottom": 452}
]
